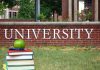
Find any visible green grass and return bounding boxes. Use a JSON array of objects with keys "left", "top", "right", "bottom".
[
  {"left": 0, "top": 47, "right": 100, "bottom": 70},
  {"left": 33, "top": 47, "right": 100, "bottom": 70},
  {"left": 0, "top": 47, "right": 7, "bottom": 70}
]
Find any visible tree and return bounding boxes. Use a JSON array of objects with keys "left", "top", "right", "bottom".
[
  {"left": 18, "top": 0, "right": 35, "bottom": 19},
  {"left": 40, "top": 0, "right": 62, "bottom": 20},
  {"left": 0, "top": 2, "right": 6, "bottom": 15},
  {"left": 2, "top": 0, "right": 17, "bottom": 8}
]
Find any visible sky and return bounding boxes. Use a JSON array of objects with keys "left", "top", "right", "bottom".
[{"left": 79, "top": 1, "right": 84, "bottom": 13}]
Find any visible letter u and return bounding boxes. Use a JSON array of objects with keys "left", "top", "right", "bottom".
[{"left": 4, "top": 29, "right": 13, "bottom": 39}]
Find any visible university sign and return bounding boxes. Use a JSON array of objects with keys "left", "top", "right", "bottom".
[
  {"left": 0, "top": 22, "right": 100, "bottom": 47},
  {"left": 4, "top": 28, "right": 93, "bottom": 40}
]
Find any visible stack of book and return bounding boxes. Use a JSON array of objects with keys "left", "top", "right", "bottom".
[{"left": 6, "top": 48, "right": 34, "bottom": 70}]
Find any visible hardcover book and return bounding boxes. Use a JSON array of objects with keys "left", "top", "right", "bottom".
[
  {"left": 6, "top": 55, "right": 33, "bottom": 60},
  {"left": 6, "top": 48, "right": 34, "bottom": 70},
  {"left": 7, "top": 60, "right": 34, "bottom": 66},
  {"left": 8, "top": 65, "right": 35, "bottom": 70},
  {"left": 8, "top": 48, "right": 33, "bottom": 55}
]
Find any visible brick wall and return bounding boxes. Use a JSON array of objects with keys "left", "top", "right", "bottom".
[{"left": 0, "top": 22, "right": 100, "bottom": 47}]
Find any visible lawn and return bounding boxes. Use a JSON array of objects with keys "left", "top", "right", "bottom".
[
  {"left": 33, "top": 47, "right": 100, "bottom": 70},
  {"left": 0, "top": 47, "right": 7, "bottom": 70},
  {"left": 0, "top": 47, "right": 100, "bottom": 70}
]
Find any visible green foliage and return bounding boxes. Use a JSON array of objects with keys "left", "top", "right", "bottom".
[
  {"left": 78, "top": 10, "right": 93, "bottom": 21},
  {"left": 2, "top": 0, "right": 61, "bottom": 20},
  {"left": 18, "top": 0, "right": 35, "bottom": 19},
  {"left": 3, "top": 0, "right": 17, "bottom": 8},
  {"left": 0, "top": 2, "right": 6, "bottom": 15},
  {"left": 0, "top": 47, "right": 7, "bottom": 70},
  {"left": 85, "top": 11, "right": 92, "bottom": 21},
  {"left": 38, "top": 13, "right": 46, "bottom": 20},
  {"left": 40, "top": 0, "right": 61, "bottom": 20}
]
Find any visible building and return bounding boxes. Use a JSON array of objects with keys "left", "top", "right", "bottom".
[
  {"left": 0, "top": 5, "right": 19, "bottom": 19},
  {"left": 0, "top": 0, "right": 100, "bottom": 21},
  {"left": 62, "top": 0, "right": 100, "bottom": 21}
]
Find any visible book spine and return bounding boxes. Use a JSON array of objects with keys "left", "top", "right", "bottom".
[{"left": 6, "top": 55, "right": 33, "bottom": 60}]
